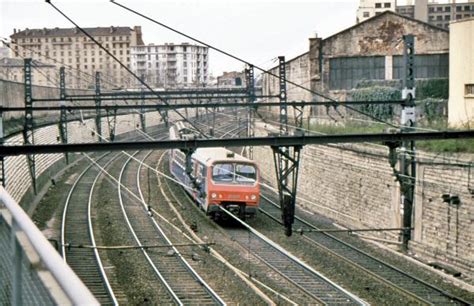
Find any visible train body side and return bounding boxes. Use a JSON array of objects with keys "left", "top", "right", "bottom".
[{"left": 169, "top": 123, "right": 260, "bottom": 219}]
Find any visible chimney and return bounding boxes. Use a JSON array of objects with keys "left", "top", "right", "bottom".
[
  {"left": 13, "top": 28, "right": 16, "bottom": 34},
  {"left": 309, "top": 35, "right": 323, "bottom": 82},
  {"left": 110, "top": 26, "right": 114, "bottom": 33}
]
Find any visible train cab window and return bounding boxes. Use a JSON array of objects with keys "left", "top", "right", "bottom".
[
  {"left": 235, "top": 164, "right": 257, "bottom": 183},
  {"left": 212, "top": 163, "right": 234, "bottom": 182}
]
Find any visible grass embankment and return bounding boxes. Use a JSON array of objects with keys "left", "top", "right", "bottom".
[{"left": 309, "top": 121, "right": 474, "bottom": 153}]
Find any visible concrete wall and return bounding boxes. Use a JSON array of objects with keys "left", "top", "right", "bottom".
[
  {"left": 3, "top": 110, "right": 170, "bottom": 207},
  {"left": 0, "top": 79, "right": 94, "bottom": 119},
  {"left": 253, "top": 123, "right": 473, "bottom": 275},
  {"left": 448, "top": 18, "right": 474, "bottom": 127}
]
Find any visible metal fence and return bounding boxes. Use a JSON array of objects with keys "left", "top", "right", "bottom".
[{"left": 0, "top": 187, "right": 98, "bottom": 306}]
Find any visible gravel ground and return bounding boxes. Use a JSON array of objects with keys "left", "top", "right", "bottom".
[
  {"left": 291, "top": 202, "right": 474, "bottom": 304},
  {"left": 94, "top": 152, "right": 175, "bottom": 305},
  {"left": 31, "top": 138, "right": 473, "bottom": 305}
]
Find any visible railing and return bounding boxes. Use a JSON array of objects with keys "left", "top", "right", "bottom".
[{"left": 0, "top": 186, "right": 98, "bottom": 306}]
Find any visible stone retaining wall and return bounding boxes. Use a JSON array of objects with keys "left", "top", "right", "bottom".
[{"left": 253, "top": 123, "right": 473, "bottom": 276}]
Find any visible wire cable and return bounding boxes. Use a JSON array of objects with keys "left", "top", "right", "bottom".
[
  {"left": 46, "top": 0, "right": 212, "bottom": 140},
  {"left": 110, "top": 0, "right": 400, "bottom": 129}
]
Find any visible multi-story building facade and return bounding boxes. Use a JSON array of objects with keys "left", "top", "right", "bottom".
[
  {"left": 0, "top": 57, "right": 56, "bottom": 86},
  {"left": 358, "top": 0, "right": 474, "bottom": 29},
  {"left": 130, "top": 43, "right": 208, "bottom": 88},
  {"left": 448, "top": 17, "right": 474, "bottom": 127},
  {"left": 217, "top": 71, "right": 246, "bottom": 87},
  {"left": 356, "top": 0, "right": 397, "bottom": 23},
  {"left": 0, "top": 46, "right": 10, "bottom": 58},
  {"left": 9, "top": 26, "right": 144, "bottom": 89}
]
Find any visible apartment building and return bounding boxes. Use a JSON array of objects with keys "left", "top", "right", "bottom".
[
  {"left": 9, "top": 26, "right": 144, "bottom": 89},
  {"left": 130, "top": 43, "right": 208, "bottom": 88},
  {"left": 0, "top": 46, "right": 9, "bottom": 58},
  {"left": 0, "top": 57, "right": 56, "bottom": 86},
  {"left": 448, "top": 17, "right": 474, "bottom": 126},
  {"left": 356, "top": 0, "right": 397, "bottom": 23},
  {"left": 217, "top": 71, "right": 246, "bottom": 87},
  {"left": 358, "top": 0, "right": 474, "bottom": 29}
]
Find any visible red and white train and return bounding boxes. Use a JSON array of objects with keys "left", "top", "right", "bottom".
[{"left": 169, "top": 121, "right": 260, "bottom": 220}]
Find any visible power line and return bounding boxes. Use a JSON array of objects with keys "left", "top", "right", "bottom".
[
  {"left": 46, "top": 0, "right": 212, "bottom": 140},
  {"left": 110, "top": 0, "right": 400, "bottom": 129}
]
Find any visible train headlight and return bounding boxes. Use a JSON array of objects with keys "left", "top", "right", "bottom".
[
  {"left": 211, "top": 193, "right": 217, "bottom": 199},
  {"left": 250, "top": 194, "right": 257, "bottom": 200}
]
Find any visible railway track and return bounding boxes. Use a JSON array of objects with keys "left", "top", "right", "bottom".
[
  {"left": 60, "top": 128, "right": 164, "bottom": 304},
  {"left": 219, "top": 208, "right": 367, "bottom": 305},
  {"left": 259, "top": 189, "right": 472, "bottom": 305},
  {"left": 58, "top": 112, "right": 245, "bottom": 304},
  {"left": 117, "top": 149, "right": 225, "bottom": 305},
  {"left": 154, "top": 116, "right": 366, "bottom": 305}
]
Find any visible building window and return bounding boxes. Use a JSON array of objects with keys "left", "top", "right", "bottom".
[
  {"left": 363, "top": 11, "right": 370, "bottom": 17},
  {"left": 445, "top": 6, "right": 451, "bottom": 12},
  {"left": 456, "top": 14, "right": 462, "bottom": 19},
  {"left": 465, "top": 5, "right": 470, "bottom": 11},
  {"left": 375, "top": 11, "right": 382, "bottom": 15},
  {"left": 445, "top": 15, "right": 451, "bottom": 20},
  {"left": 437, "top": 15, "right": 443, "bottom": 20},
  {"left": 384, "top": 3, "right": 390, "bottom": 8},
  {"left": 456, "top": 6, "right": 462, "bottom": 12},
  {"left": 437, "top": 6, "right": 443, "bottom": 12},
  {"left": 429, "top": 7, "right": 434, "bottom": 12},
  {"left": 465, "top": 84, "right": 474, "bottom": 95}
]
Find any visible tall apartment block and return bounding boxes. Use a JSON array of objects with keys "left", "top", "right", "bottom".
[
  {"left": 357, "top": 0, "right": 397, "bottom": 23},
  {"left": 130, "top": 43, "right": 208, "bottom": 88},
  {"left": 357, "top": 0, "right": 474, "bottom": 29},
  {"left": 9, "top": 26, "right": 144, "bottom": 89}
]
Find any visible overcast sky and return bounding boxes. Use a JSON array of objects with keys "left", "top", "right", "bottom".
[{"left": 0, "top": 0, "right": 360, "bottom": 76}]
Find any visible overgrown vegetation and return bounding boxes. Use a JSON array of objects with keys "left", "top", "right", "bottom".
[
  {"left": 350, "top": 86, "right": 400, "bottom": 122},
  {"left": 308, "top": 119, "right": 474, "bottom": 154},
  {"left": 330, "top": 80, "right": 472, "bottom": 153}
]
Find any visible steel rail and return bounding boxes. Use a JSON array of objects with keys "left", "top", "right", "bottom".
[
  {"left": 118, "top": 151, "right": 183, "bottom": 305},
  {"left": 88, "top": 153, "right": 120, "bottom": 306},
  {"left": 260, "top": 193, "right": 472, "bottom": 305},
  {"left": 60, "top": 127, "right": 166, "bottom": 304},
  {"left": 60, "top": 152, "right": 109, "bottom": 258},
  {"left": 61, "top": 151, "right": 122, "bottom": 305},
  {"left": 219, "top": 207, "right": 367, "bottom": 305},
  {"left": 134, "top": 150, "right": 226, "bottom": 305},
  {"left": 0, "top": 187, "right": 99, "bottom": 305}
]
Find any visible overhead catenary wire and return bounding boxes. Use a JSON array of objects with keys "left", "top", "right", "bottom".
[
  {"left": 110, "top": 0, "right": 401, "bottom": 129},
  {"left": 45, "top": 0, "right": 211, "bottom": 140},
  {"left": 1, "top": 40, "right": 100, "bottom": 89}
]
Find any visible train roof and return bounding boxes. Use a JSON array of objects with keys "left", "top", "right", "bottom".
[{"left": 193, "top": 148, "right": 251, "bottom": 165}]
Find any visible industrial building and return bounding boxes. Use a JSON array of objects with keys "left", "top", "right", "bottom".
[{"left": 263, "top": 11, "right": 449, "bottom": 118}]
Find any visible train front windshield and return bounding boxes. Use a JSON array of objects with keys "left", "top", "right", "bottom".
[{"left": 212, "top": 163, "right": 257, "bottom": 184}]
